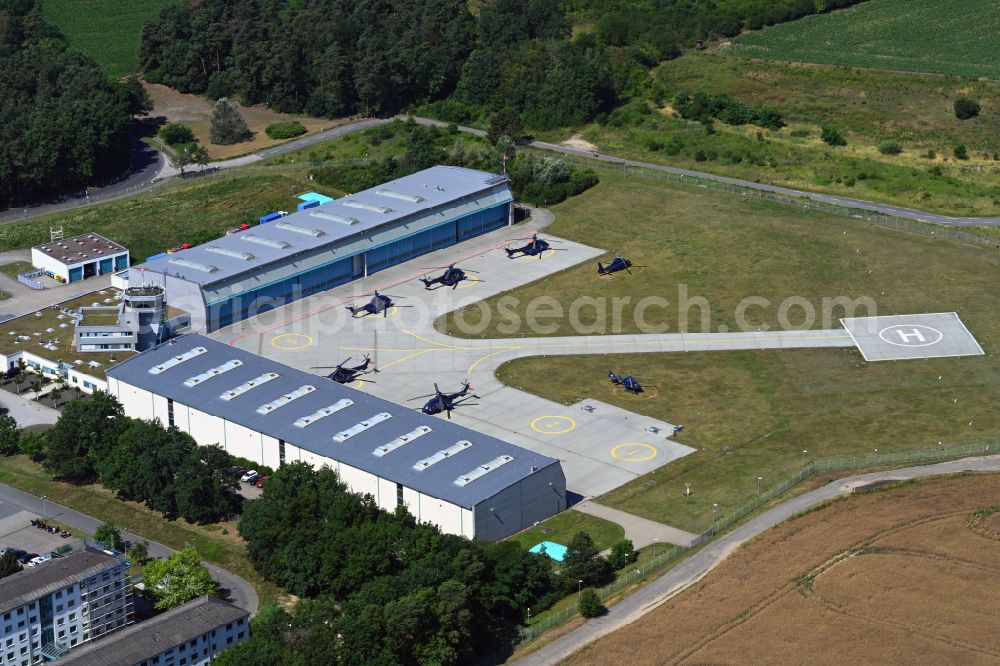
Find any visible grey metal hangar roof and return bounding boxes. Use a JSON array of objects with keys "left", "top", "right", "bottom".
[
  {"left": 107, "top": 334, "right": 560, "bottom": 509},
  {"left": 136, "top": 165, "right": 512, "bottom": 288}
]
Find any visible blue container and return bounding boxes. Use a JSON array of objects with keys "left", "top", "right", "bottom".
[
  {"left": 145, "top": 252, "right": 169, "bottom": 262},
  {"left": 297, "top": 200, "right": 320, "bottom": 211},
  {"left": 259, "top": 212, "right": 284, "bottom": 224}
]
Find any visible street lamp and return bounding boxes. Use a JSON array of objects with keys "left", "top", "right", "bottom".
[
  {"left": 802, "top": 449, "right": 808, "bottom": 466},
  {"left": 40, "top": 495, "right": 47, "bottom": 521},
  {"left": 578, "top": 579, "right": 583, "bottom": 599},
  {"left": 757, "top": 476, "right": 763, "bottom": 495},
  {"left": 712, "top": 503, "right": 718, "bottom": 524},
  {"left": 526, "top": 607, "right": 531, "bottom": 625},
  {"left": 653, "top": 538, "right": 659, "bottom": 559}
]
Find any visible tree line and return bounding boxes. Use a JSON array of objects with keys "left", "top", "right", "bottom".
[
  {"left": 312, "top": 120, "right": 599, "bottom": 207},
  {"left": 0, "top": 0, "right": 150, "bottom": 208},
  {"left": 34, "top": 392, "right": 242, "bottom": 523},
  {"left": 221, "top": 461, "right": 625, "bottom": 665},
  {"left": 138, "top": 0, "right": 864, "bottom": 136}
]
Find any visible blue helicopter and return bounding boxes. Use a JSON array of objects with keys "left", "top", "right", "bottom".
[
  {"left": 608, "top": 369, "right": 644, "bottom": 394},
  {"left": 410, "top": 381, "right": 478, "bottom": 418},
  {"left": 346, "top": 291, "right": 402, "bottom": 318},
  {"left": 419, "top": 264, "right": 478, "bottom": 290},
  {"left": 505, "top": 234, "right": 559, "bottom": 258},
  {"left": 598, "top": 255, "right": 637, "bottom": 276},
  {"left": 312, "top": 355, "right": 376, "bottom": 384}
]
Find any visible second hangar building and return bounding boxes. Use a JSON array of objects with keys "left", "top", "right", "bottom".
[
  {"left": 107, "top": 335, "right": 566, "bottom": 541},
  {"left": 133, "top": 166, "right": 513, "bottom": 332}
]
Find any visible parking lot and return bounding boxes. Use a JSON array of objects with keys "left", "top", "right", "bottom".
[{"left": 0, "top": 497, "right": 68, "bottom": 560}]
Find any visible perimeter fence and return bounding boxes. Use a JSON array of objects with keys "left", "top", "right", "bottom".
[
  {"left": 555, "top": 154, "right": 999, "bottom": 249},
  {"left": 518, "top": 440, "right": 998, "bottom": 644}
]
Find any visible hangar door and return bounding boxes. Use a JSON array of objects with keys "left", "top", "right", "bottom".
[
  {"left": 457, "top": 203, "right": 509, "bottom": 241},
  {"left": 367, "top": 222, "right": 457, "bottom": 274}
]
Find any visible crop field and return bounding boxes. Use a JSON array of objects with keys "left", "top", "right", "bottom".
[
  {"left": 729, "top": 0, "right": 1000, "bottom": 80},
  {"left": 443, "top": 172, "right": 1000, "bottom": 530},
  {"left": 40, "top": 0, "right": 175, "bottom": 79},
  {"left": 566, "top": 473, "right": 1000, "bottom": 665}
]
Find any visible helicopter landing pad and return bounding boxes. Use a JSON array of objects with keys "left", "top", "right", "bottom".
[
  {"left": 216, "top": 219, "right": 697, "bottom": 499},
  {"left": 841, "top": 313, "right": 984, "bottom": 362}
]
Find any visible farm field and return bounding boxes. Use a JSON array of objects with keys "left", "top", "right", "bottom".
[
  {"left": 145, "top": 83, "right": 341, "bottom": 160},
  {"left": 441, "top": 172, "right": 999, "bottom": 529},
  {"left": 729, "top": 0, "right": 1000, "bottom": 80},
  {"left": 566, "top": 473, "right": 1000, "bottom": 665},
  {"left": 40, "top": 0, "right": 175, "bottom": 79}
]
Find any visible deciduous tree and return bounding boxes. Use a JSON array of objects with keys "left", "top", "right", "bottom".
[{"left": 143, "top": 545, "right": 219, "bottom": 610}]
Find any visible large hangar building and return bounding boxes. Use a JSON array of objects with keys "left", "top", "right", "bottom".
[
  {"left": 133, "top": 166, "right": 513, "bottom": 332},
  {"left": 107, "top": 334, "right": 566, "bottom": 541}
]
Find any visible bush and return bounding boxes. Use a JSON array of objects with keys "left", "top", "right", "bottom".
[
  {"left": 953, "top": 143, "right": 969, "bottom": 160},
  {"left": 159, "top": 124, "right": 196, "bottom": 146},
  {"left": 954, "top": 97, "right": 981, "bottom": 120},
  {"left": 789, "top": 128, "right": 810, "bottom": 137},
  {"left": 578, "top": 588, "right": 604, "bottom": 618},
  {"left": 264, "top": 121, "right": 307, "bottom": 140},
  {"left": 820, "top": 125, "right": 847, "bottom": 147},
  {"left": 877, "top": 139, "right": 902, "bottom": 155}
]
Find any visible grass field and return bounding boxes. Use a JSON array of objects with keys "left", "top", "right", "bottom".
[
  {"left": 508, "top": 510, "right": 624, "bottom": 554},
  {"left": 567, "top": 473, "right": 1000, "bottom": 664},
  {"left": 729, "top": 0, "right": 1000, "bottom": 80},
  {"left": 0, "top": 261, "right": 33, "bottom": 279},
  {"left": 0, "top": 454, "right": 285, "bottom": 606},
  {"left": 0, "top": 173, "right": 340, "bottom": 263},
  {"left": 533, "top": 55, "right": 1000, "bottom": 218},
  {"left": 440, "top": 171, "right": 999, "bottom": 530},
  {"left": 40, "top": 0, "right": 175, "bottom": 79}
]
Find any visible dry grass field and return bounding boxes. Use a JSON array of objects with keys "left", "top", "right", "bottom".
[
  {"left": 566, "top": 473, "right": 1000, "bottom": 665},
  {"left": 145, "top": 83, "right": 340, "bottom": 159}
]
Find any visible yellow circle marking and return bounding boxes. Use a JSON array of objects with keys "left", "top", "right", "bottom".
[
  {"left": 531, "top": 415, "right": 576, "bottom": 435},
  {"left": 455, "top": 274, "right": 481, "bottom": 289},
  {"left": 270, "top": 333, "right": 313, "bottom": 350},
  {"left": 611, "top": 443, "right": 658, "bottom": 462},
  {"left": 512, "top": 249, "right": 555, "bottom": 260}
]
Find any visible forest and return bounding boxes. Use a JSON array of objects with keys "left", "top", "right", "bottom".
[
  {"left": 219, "top": 462, "right": 617, "bottom": 665},
  {"left": 139, "top": 0, "right": 867, "bottom": 131},
  {"left": 0, "top": 0, "right": 143, "bottom": 207}
]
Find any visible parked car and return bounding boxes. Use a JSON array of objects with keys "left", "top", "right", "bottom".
[
  {"left": 254, "top": 475, "right": 269, "bottom": 488},
  {"left": 232, "top": 466, "right": 247, "bottom": 478},
  {"left": 240, "top": 470, "right": 259, "bottom": 483},
  {"left": 28, "top": 553, "right": 53, "bottom": 567},
  {"left": 18, "top": 552, "right": 37, "bottom": 564}
]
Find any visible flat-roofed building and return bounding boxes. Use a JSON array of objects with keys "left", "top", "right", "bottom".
[
  {"left": 0, "top": 547, "right": 134, "bottom": 665},
  {"left": 106, "top": 334, "right": 566, "bottom": 541},
  {"left": 133, "top": 166, "right": 513, "bottom": 332},
  {"left": 31, "top": 234, "right": 129, "bottom": 284}
]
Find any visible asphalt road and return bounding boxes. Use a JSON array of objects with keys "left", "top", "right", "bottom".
[
  {"left": 513, "top": 455, "right": 1000, "bottom": 666},
  {"left": 6, "top": 115, "right": 1000, "bottom": 229},
  {"left": 0, "top": 482, "right": 259, "bottom": 613}
]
